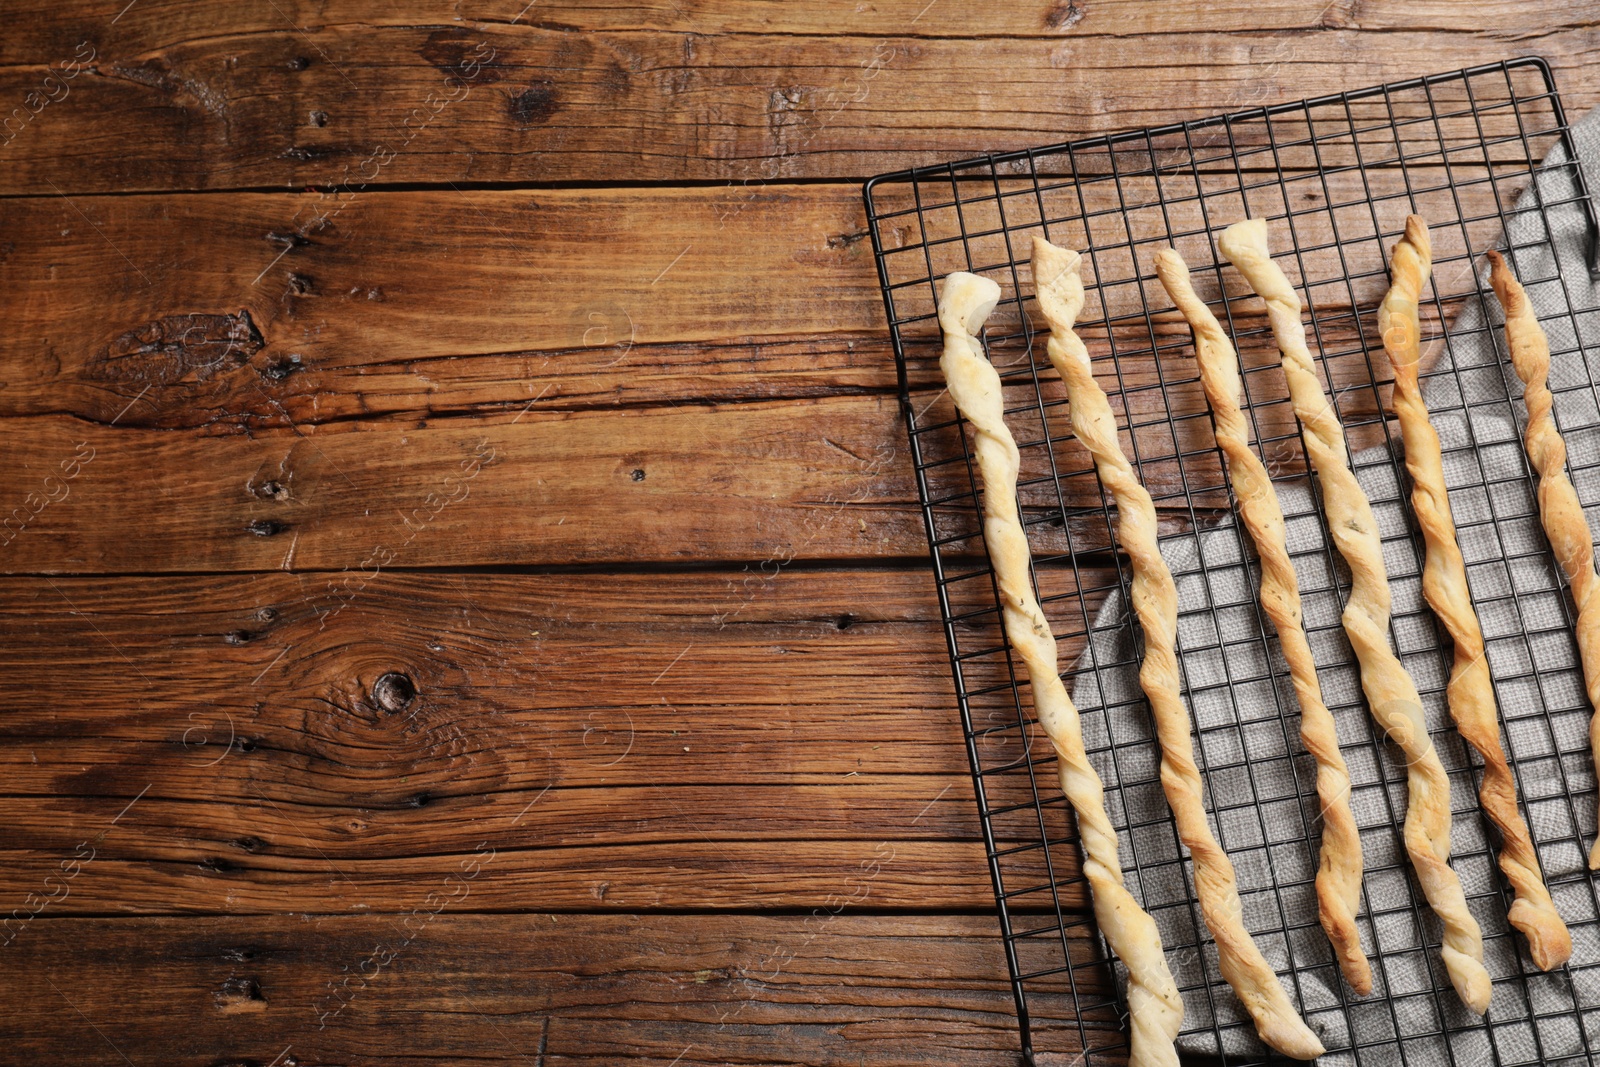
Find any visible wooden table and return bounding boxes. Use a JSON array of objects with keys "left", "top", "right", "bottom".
[{"left": 2, "top": 3, "right": 1595, "bottom": 1063}]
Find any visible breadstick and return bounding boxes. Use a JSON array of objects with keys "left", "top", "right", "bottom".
[
  {"left": 1155, "top": 247, "right": 1372, "bottom": 994},
  {"left": 1487, "top": 249, "right": 1600, "bottom": 872},
  {"left": 936, "top": 271, "right": 1183, "bottom": 1067},
  {"left": 1388, "top": 223, "right": 1571, "bottom": 968},
  {"left": 1031, "top": 238, "right": 1324, "bottom": 1060},
  {"left": 1219, "top": 218, "right": 1492, "bottom": 1014}
]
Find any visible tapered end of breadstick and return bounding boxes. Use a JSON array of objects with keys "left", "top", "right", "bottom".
[
  {"left": 1153, "top": 248, "right": 1189, "bottom": 292},
  {"left": 1444, "top": 947, "right": 1493, "bottom": 1016},
  {"left": 1154, "top": 248, "right": 1238, "bottom": 381},
  {"left": 1379, "top": 216, "right": 1432, "bottom": 380},
  {"left": 1587, "top": 834, "right": 1600, "bottom": 872},
  {"left": 1260, "top": 1018, "right": 1326, "bottom": 1061},
  {"left": 1217, "top": 217, "right": 1270, "bottom": 263},
  {"left": 937, "top": 271, "right": 1002, "bottom": 337},
  {"left": 1218, "top": 218, "right": 1310, "bottom": 328},
  {"left": 1487, "top": 249, "right": 1552, "bottom": 388},
  {"left": 1154, "top": 248, "right": 1219, "bottom": 331},
  {"left": 1340, "top": 951, "right": 1374, "bottom": 997},
  {"left": 1389, "top": 215, "right": 1433, "bottom": 311},
  {"left": 1485, "top": 250, "right": 1526, "bottom": 316},
  {"left": 1317, "top": 879, "right": 1373, "bottom": 995},
  {"left": 1030, "top": 236, "right": 1084, "bottom": 327},
  {"left": 1511, "top": 895, "right": 1574, "bottom": 969},
  {"left": 1400, "top": 214, "right": 1432, "bottom": 273}
]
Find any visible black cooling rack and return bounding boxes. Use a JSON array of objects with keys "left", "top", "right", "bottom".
[{"left": 864, "top": 59, "right": 1600, "bottom": 1065}]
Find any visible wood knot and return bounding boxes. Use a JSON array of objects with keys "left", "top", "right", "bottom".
[
  {"left": 214, "top": 975, "right": 267, "bottom": 1014},
  {"left": 91, "top": 310, "right": 264, "bottom": 387},
  {"left": 260, "top": 354, "right": 305, "bottom": 382},
  {"left": 508, "top": 80, "right": 559, "bottom": 127},
  {"left": 1044, "top": 0, "right": 1085, "bottom": 30},
  {"left": 371, "top": 672, "right": 417, "bottom": 714},
  {"left": 1319, "top": 0, "right": 1359, "bottom": 28},
  {"left": 419, "top": 28, "right": 504, "bottom": 85},
  {"left": 245, "top": 519, "right": 286, "bottom": 537}
]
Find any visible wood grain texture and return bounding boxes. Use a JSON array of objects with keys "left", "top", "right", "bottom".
[
  {"left": 0, "top": 178, "right": 1486, "bottom": 430},
  {"left": 8, "top": 0, "right": 1596, "bottom": 55},
  {"left": 0, "top": 3, "right": 1593, "bottom": 192},
  {"left": 0, "top": 568, "right": 1100, "bottom": 912},
  {"left": 0, "top": 914, "right": 1116, "bottom": 1066},
  {"left": 0, "top": 186, "right": 880, "bottom": 425},
  {"left": 0, "top": 398, "right": 925, "bottom": 572}
]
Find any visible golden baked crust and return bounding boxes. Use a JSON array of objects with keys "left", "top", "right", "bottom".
[
  {"left": 1156, "top": 246, "right": 1371, "bottom": 994},
  {"left": 1387, "top": 223, "right": 1570, "bottom": 968},
  {"left": 1219, "top": 218, "right": 1491, "bottom": 1015},
  {"left": 936, "top": 271, "right": 1184, "bottom": 1067},
  {"left": 1032, "top": 237, "right": 1324, "bottom": 1060},
  {"left": 1487, "top": 249, "right": 1600, "bottom": 874}
]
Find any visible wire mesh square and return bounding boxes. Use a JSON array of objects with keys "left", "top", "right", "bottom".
[{"left": 865, "top": 59, "right": 1600, "bottom": 1065}]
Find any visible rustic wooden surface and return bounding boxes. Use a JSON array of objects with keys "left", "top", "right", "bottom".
[{"left": 2, "top": 2, "right": 1595, "bottom": 1064}]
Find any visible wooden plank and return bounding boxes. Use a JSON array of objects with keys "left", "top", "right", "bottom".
[
  {"left": 10, "top": 0, "right": 1595, "bottom": 56},
  {"left": 0, "top": 569, "right": 1103, "bottom": 912},
  {"left": 0, "top": 841, "right": 1007, "bottom": 915},
  {"left": 0, "top": 779, "right": 1005, "bottom": 864},
  {"left": 0, "top": 396, "right": 933, "bottom": 571},
  {"left": 0, "top": 186, "right": 883, "bottom": 429},
  {"left": 0, "top": 9, "right": 1590, "bottom": 192},
  {"left": 0, "top": 914, "right": 1117, "bottom": 1065}
]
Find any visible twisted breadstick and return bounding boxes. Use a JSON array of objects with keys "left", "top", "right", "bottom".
[
  {"left": 936, "top": 272, "right": 1183, "bottom": 1067},
  {"left": 1388, "top": 224, "right": 1571, "bottom": 967},
  {"left": 1032, "top": 237, "right": 1324, "bottom": 1060},
  {"left": 1155, "top": 247, "right": 1372, "bottom": 994},
  {"left": 1487, "top": 249, "right": 1600, "bottom": 872},
  {"left": 1219, "top": 218, "right": 1491, "bottom": 1014}
]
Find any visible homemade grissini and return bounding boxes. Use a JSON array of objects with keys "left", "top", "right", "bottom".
[
  {"left": 1486, "top": 249, "right": 1600, "bottom": 872},
  {"left": 1155, "top": 247, "right": 1372, "bottom": 994},
  {"left": 1032, "top": 237, "right": 1324, "bottom": 1060},
  {"left": 1386, "top": 223, "right": 1571, "bottom": 968},
  {"left": 1219, "top": 218, "right": 1492, "bottom": 1014},
  {"left": 935, "top": 271, "right": 1184, "bottom": 1067}
]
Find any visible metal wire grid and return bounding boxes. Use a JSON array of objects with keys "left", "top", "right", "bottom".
[{"left": 863, "top": 59, "right": 1600, "bottom": 1065}]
